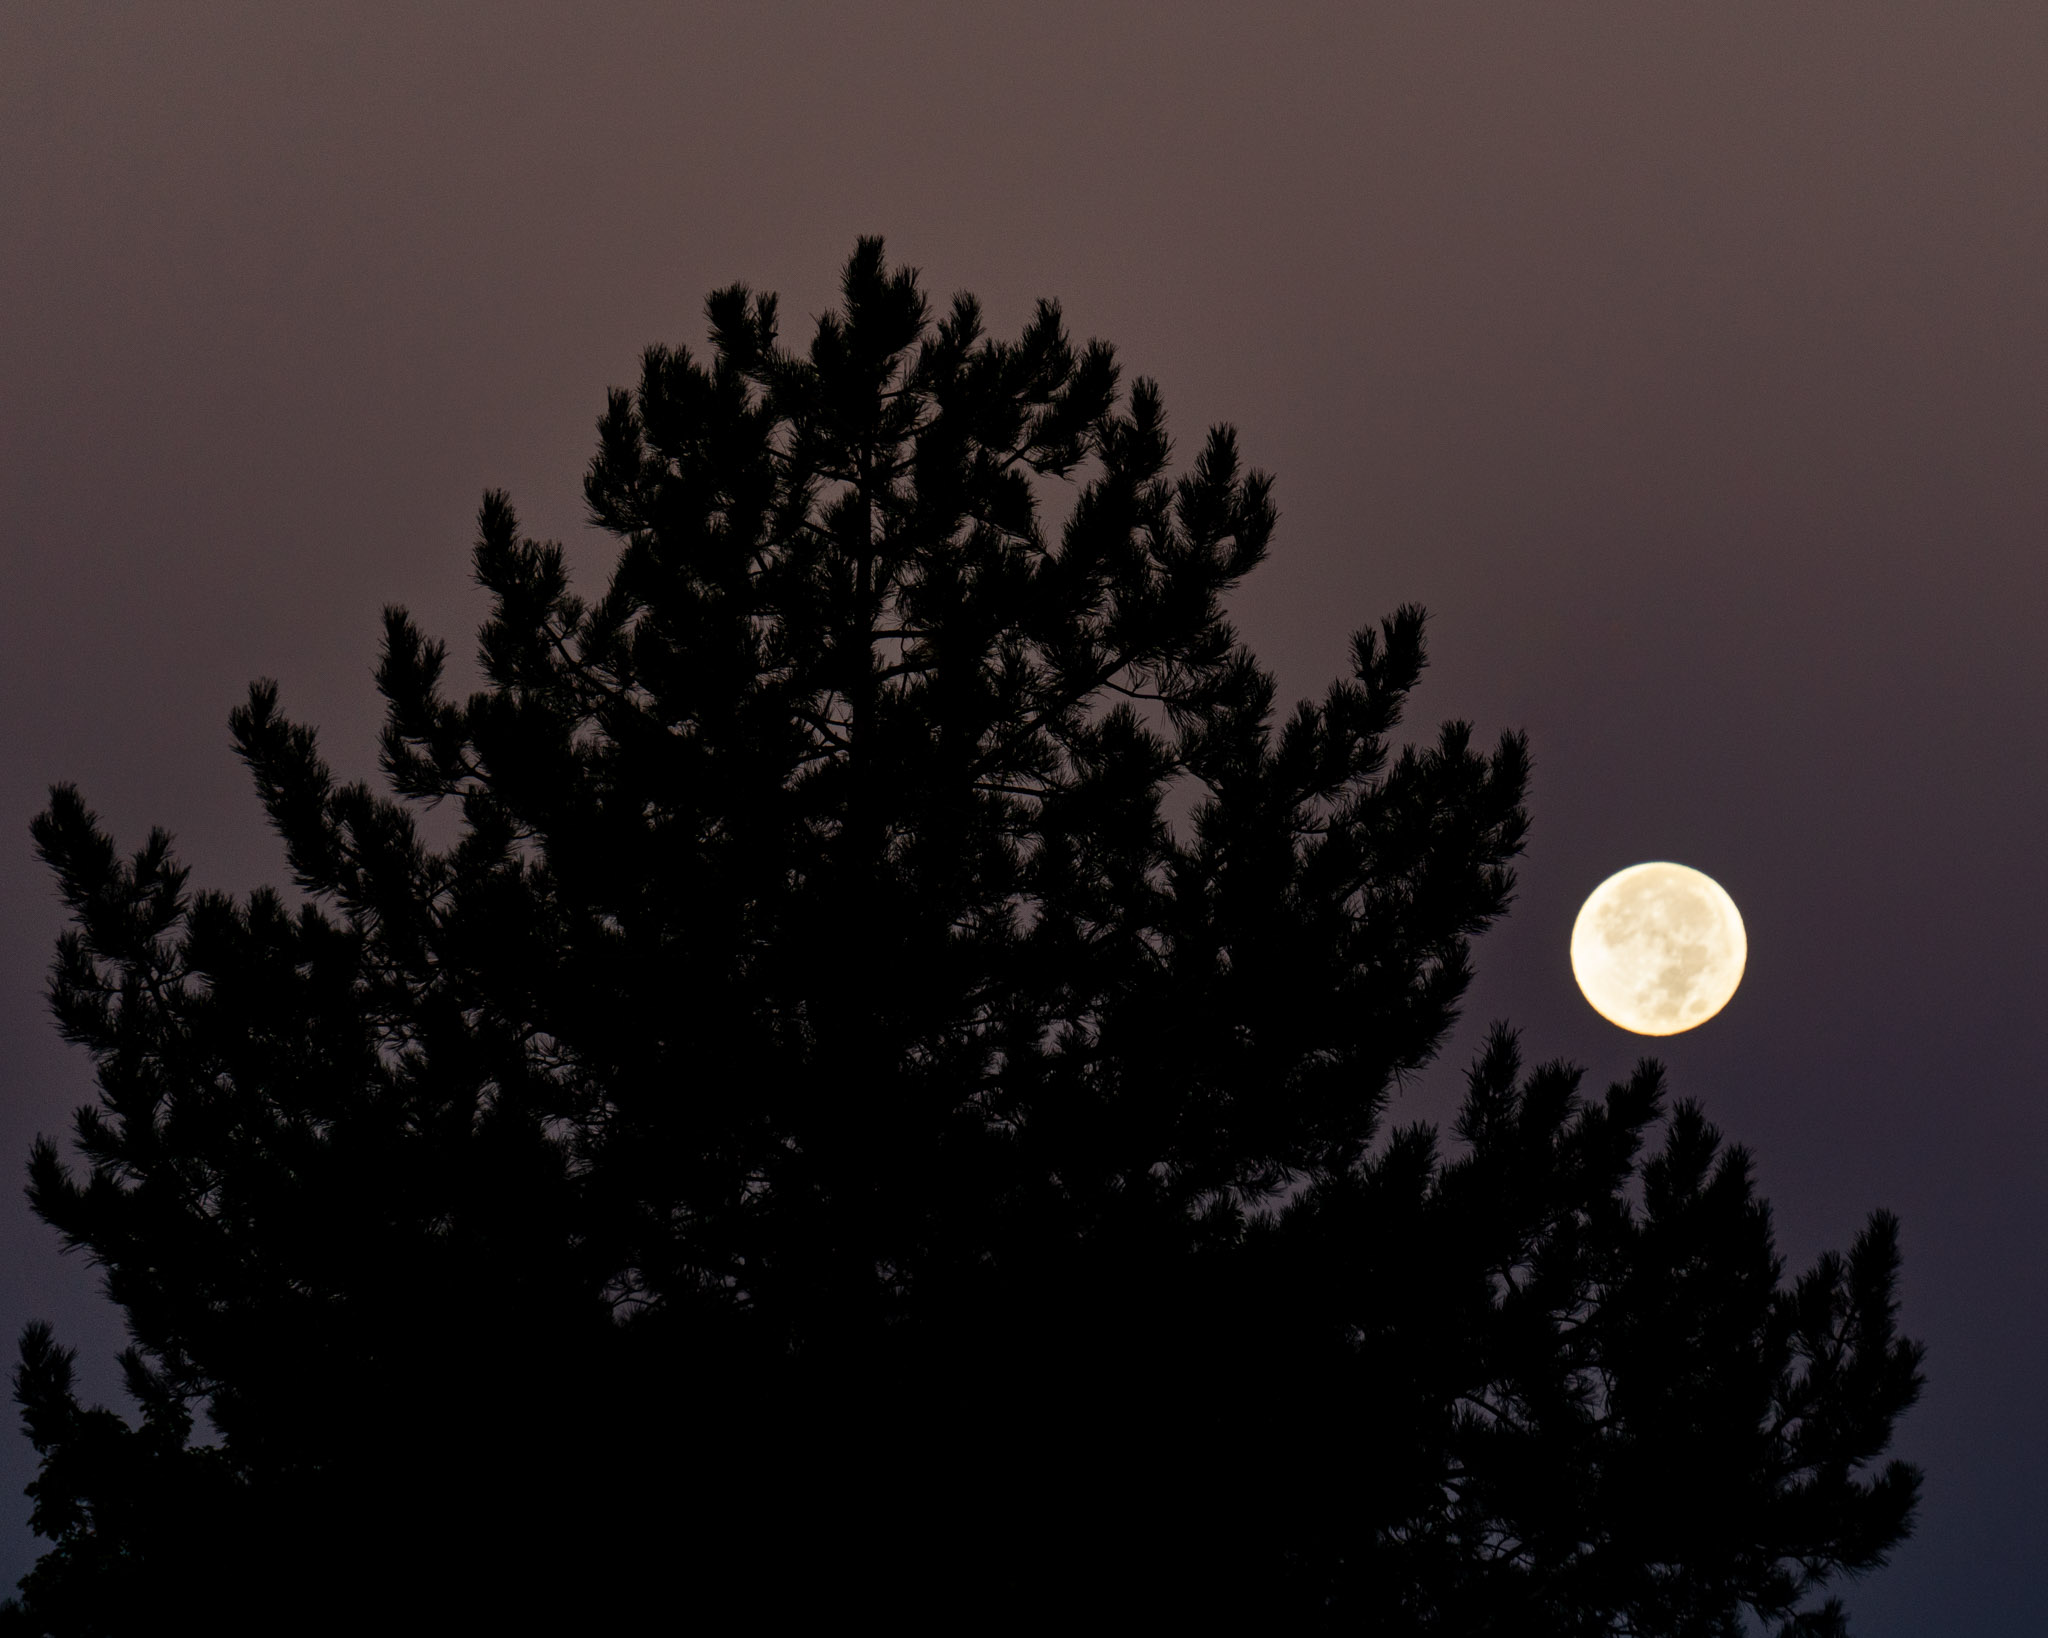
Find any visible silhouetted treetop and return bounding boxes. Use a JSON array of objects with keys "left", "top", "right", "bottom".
[{"left": 4, "top": 240, "right": 1916, "bottom": 1635}]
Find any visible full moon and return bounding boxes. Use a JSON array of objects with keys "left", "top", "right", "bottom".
[{"left": 1569, "top": 862, "right": 1747, "bottom": 1035}]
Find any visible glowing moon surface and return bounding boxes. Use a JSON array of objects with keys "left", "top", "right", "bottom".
[{"left": 1570, "top": 862, "right": 1747, "bottom": 1036}]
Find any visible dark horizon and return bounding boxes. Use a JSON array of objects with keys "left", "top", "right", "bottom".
[{"left": 5, "top": 6, "right": 2045, "bottom": 1627}]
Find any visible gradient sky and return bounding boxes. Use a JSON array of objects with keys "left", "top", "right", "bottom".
[{"left": 4, "top": 5, "right": 2044, "bottom": 1626}]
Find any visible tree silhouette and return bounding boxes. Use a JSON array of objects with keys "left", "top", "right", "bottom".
[{"left": 5, "top": 241, "right": 1921, "bottom": 1633}]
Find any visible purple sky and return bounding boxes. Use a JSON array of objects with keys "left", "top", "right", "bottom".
[{"left": 5, "top": 6, "right": 2045, "bottom": 1624}]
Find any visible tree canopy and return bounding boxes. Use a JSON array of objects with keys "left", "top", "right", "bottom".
[{"left": 6, "top": 240, "right": 1921, "bottom": 1633}]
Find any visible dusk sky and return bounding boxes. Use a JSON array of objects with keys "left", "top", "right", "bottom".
[{"left": 4, "top": 6, "right": 2045, "bottom": 1626}]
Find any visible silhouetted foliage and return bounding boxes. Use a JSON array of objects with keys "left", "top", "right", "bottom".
[{"left": 5, "top": 241, "right": 1920, "bottom": 1632}]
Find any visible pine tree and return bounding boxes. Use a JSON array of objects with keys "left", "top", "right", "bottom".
[{"left": 5, "top": 241, "right": 1921, "bottom": 1632}]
